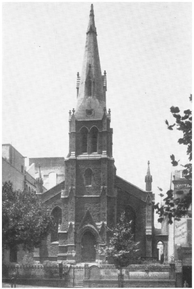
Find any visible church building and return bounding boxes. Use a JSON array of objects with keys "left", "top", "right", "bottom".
[{"left": 35, "top": 4, "right": 164, "bottom": 264}]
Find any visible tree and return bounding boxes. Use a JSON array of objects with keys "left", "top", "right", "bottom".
[
  {"left": 103, "top": 212, "right": 139, "bottom": 287},
  {"left": 2, "top": 181, "right": 54, "bottom": 254},
  {"left": 154, "top": 95, "right": 192, "bottom": 224},
  {"left": 106, "top": 212, "right": 139, "bottom": 268}
]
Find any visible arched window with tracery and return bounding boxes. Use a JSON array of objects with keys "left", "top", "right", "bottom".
[
  {"left": 80, "top": 127, "right": 88, "bottom": 153},
  {"left": 84, "top": 168, "right": 93, "bottom": 186},
  {"left": 90, "top": 127, "right": 98, "bottom": 153},
  {"left": 51, "top": 206, "right": 62, "bottom": 242}
]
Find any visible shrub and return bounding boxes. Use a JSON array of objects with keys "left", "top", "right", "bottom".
[
  {"left": 2, "top": 262, "right": 9, "bottom": 278},
  {"left": 17, "top": 254, "right": 36, "bottom": 278},
  {"left": 19, "top": 254, "right": 35, "bottom": 266},
  {"left": 43, "top": 260, "right": 59, "bottom": 278}
]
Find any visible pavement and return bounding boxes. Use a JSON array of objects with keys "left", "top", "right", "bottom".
[{"left": 2, "top": 284, "right": 48, "bottom": 288}]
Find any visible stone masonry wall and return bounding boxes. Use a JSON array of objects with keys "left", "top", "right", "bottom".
[
  {"left": 76, "top": 159, "right": 101, "bottom": 196},
  {"left": 116, "top": 189, "right": 146, "bottom": 256}
]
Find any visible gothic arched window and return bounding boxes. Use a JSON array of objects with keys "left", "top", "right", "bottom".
[
  {"left": 51, "top": 206, "right": 62, "bottom": 242},
  {"left": 81, "top": 127, "right": 88, "bottom": 153},
  {"left": 85, "top": 168, "right": 93, "bottom": 186},
  {"left": 90, "top": 127, "right": 98, "bottom": 153}
]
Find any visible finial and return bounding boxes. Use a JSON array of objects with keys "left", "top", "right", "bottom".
[
  {"left": 145, "top": 160, "right": 152, "bottom": 191},
  {"left": 90, "top": 4, "right": 94, "bottom": 16},
  {"left": 147, "top": 161, "right": 151, "bottom": 175},
  {"left": 87, "top": 4, "right": 96, "bottom": 34},
  {"left": 69, "top": 110, "right": 71, "bottom": 115},
  {"left": 38, "top": 163, "right": 42, "bottom": 178},
  {"left": 37, "top": 164, "right": 43, "bottom": 184},
  {"left": 35, "top": 163, "right": 43, "bottom": 192},
  {"left": 72, "top": 108, "right": 75, "bottom": 114}
]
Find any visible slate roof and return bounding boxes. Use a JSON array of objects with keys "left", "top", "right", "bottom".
[{"left": 115, "top": 175, "right": 153, "bottom": 202}]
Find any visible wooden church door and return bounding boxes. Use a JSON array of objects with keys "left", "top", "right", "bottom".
[{"left": 81, "top": 231, "right": 96, "bottom": 262}]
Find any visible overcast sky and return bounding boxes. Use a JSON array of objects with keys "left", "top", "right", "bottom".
[{"left": 2, "top": 2, "right": 192, "bottom": 204}]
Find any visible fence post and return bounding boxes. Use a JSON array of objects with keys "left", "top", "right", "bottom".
[
  {"left": 59, "top": 262, "right": 63, "bottom": 279},
  {"left": 84, "top": 264, "right": 89, "bottom": 280},
  {"left": 11, "top": 277, "right": 14, "bottom": 288},
  {"left": 118, "top": 268, "right": 124, "bottom": 288},
  {"left": 11, "top": 275, "right": 16, "bottom": 288},
  {"left": 73, "top": 265, "right": 75, "bottom": 287},
  {"left": 169, "top": 263, "right": 175, "bottom": 279},
  {"left": 11, "top": 270, "right": 17, "bottom": 288}
]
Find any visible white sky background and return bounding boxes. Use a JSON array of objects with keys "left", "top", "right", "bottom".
[{"left": 2, "top": 2, "right": 192, "bottom": 206}]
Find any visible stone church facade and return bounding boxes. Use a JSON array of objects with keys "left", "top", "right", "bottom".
[{"left": 35, "top": 5, "right": 162, "bottom": 264}]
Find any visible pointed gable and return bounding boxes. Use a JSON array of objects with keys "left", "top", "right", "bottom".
[{"left": 79, "top": 209, "right": 98, "bottom": 231}]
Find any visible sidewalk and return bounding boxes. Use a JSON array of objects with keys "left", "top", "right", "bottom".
[{"left": 2, "top": 283, "right": 48, "bottom": 288}]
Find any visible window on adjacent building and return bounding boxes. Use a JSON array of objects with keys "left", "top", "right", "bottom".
[{"left": 49, "top": 172, "right": 57, "bottom": 189}]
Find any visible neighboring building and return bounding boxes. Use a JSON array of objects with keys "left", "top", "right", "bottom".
[
  {"left": 167, "top": 170, "right": 192, "bottom": 286},
  {"left": 2, "top": 144, "right": 47, "bottom": 263},
  {"left": 2, "top": 144, "right": 37, "bottom": 193},
  {"left": 33, "top": 5, "right": 164, "bottom": 264},
  {"left": 28, "top": 158, "right": 65, "bottom": 190}
]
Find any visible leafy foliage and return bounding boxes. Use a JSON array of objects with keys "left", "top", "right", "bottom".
[
  {"left": 2, "top": 181, "right": 54, "bottom": 251},
  {"left": 104, "top": 212, "right": 140, "bottom": 268},
  {"left": 43, "top": 260, "right": 59, "bottom": 278},
  {"left": 155, "top": 95, "right": 192, "bottom": 224}
]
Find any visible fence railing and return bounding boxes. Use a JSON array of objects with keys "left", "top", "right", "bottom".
[{"left": 2, "top": 262, "right": 175, "bottom": 288}]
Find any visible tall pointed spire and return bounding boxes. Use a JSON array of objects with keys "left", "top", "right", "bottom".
[
  {"left": 75, "top": 4, "right": 106, "bottom": 120},
  {"left": 87, "top": 4, "right": 97, "bottom": 34},
  {"left": 145, "top": 161, "right": 153, "bottom": 191}
]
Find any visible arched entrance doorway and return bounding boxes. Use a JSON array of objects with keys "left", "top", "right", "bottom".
[{"left": 81, "top": 231, "right": 96, "bottom": 262}]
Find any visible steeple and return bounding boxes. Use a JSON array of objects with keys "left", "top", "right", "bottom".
[
  {"left": 75, "top": 4, "right": 106, "bottom": 120},
  {"left": 145, "top": 161, "right": 152, "bottom": 192},
  {"left": 87, "top": 4, "right": 97, "bottom": 34}
]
